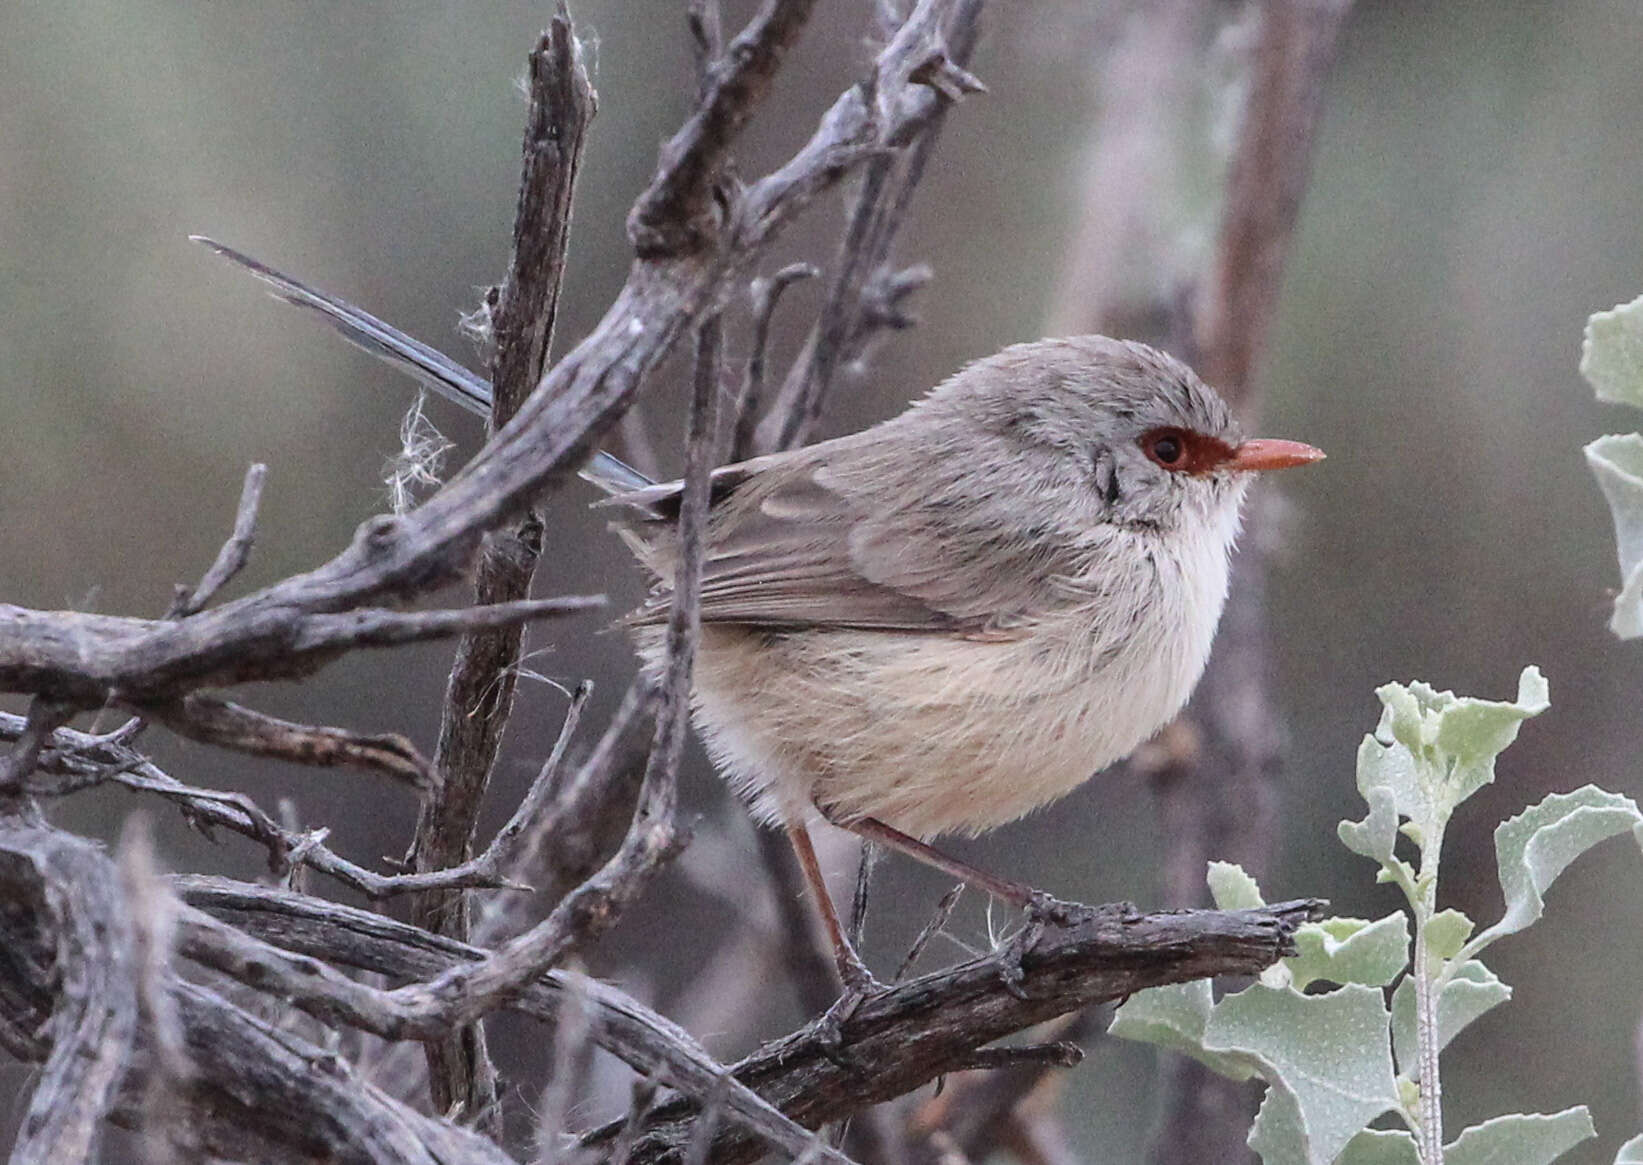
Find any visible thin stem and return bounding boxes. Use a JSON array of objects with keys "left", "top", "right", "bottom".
[{"left": 1409, "top": 822, "right": 1447, "bottom": 1164}]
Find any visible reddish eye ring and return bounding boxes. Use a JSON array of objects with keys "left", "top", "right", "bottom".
[{"left": 1144, "top": 429, "right": 1186, "bottom": 467}]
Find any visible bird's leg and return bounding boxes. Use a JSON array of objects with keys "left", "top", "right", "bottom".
[
  {"left": 835, "top": 815, "right": 1103, "bottom": 997},
  {"left": 784, "top": 822, "right": 885, "bottom": 1062}
]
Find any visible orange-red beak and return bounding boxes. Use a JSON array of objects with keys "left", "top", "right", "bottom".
[{"left": 1226, "top": 438, "right": 1326, "bottom": 472}]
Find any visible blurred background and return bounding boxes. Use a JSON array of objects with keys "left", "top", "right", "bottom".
[{"left": 3, "top": 0, "right": 1643, "bottom": 1160}]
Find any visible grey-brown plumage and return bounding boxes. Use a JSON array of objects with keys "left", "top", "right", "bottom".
[{"left": 595, "top": 337, "right": 1315, "bottom": 841}]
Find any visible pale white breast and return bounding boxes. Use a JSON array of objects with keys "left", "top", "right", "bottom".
[{"left": 682, "top": 494, "right": 1243, "bottom": 840}]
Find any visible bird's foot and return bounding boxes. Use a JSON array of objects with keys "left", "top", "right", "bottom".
[
  {"left": 813, "top": 961, "right": 888, "bottom": 1071},
  {"left": 994, "top": 891, "right": 1104, "bottom": 999}
]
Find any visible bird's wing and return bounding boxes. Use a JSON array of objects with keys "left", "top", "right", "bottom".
[{"left": 627, "top": 452, "right": 1079, "bottom": 635}]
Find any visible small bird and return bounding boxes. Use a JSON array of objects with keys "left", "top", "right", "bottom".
[
  {"left": 588, "top": 336, "right": 1323, "bottom": 986},
  {"left": 194, "top": 240, "right": 1324, "bottom": 992}
]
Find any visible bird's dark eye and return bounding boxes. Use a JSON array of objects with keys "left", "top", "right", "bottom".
[{"left": 1144, "top": 429, "right": 1185, "bottom": 467}]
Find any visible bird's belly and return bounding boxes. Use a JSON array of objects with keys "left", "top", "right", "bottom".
[{"left": 686, "top": 607, "right": 1212, "bottom": 839}]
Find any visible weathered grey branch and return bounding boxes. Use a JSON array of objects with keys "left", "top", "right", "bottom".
[
  {"left": 175, "top": 876, "right": 854, "bottom": 1164},
  {"left": 0, "top": 824, "right": 136, "bottom": 1165},
  {"left": 3, "top": 712, "right": 530, "bottom": 899},
  {"left": 140, "top": 693, "right": 434, "bottom": 787},
  {"left": 730, "top": 262, "right": 818, "bottom": 462},
  {"left": 0, "top": 593, "right": 601, "bottom": 706},
  {"left": 628, "top": 0, "right": 818, "bottom": 256},
  {"left": 0, "top": 825, "right": 518, "bottom": 1164},
  {"left": 411, "top": 7, "right": 596, "bottom": 1126},
  {"left": 169, "top": 878, "right": 1315, "bottom": 1165},
  {"left": 593, "top": 899, "right": 1322, "bottom": 1165}
]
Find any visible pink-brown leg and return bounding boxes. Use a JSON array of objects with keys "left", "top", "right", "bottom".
[
  {"left": 784, "top": 821, "right": 880, "bottom": 993},
  {"left": 833, "top": 815, "right": 1102, "bottom": 998}
]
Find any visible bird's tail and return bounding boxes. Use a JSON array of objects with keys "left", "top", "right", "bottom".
[{"left": 190, "top": 236, "right": 656, "bottom": 495}]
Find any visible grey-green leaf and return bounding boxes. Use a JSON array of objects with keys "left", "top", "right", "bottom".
[
  {"left": 1585, "top": 433, "right": 1643, "bottom": 639},
  {"left": 1390, "top": 960, "right": 1510, "bottom": 1079},
  {"left": 1248, "top": 1082, "right": 1309, "bottom": 1165},
  {"left": 1478, "top": 784, "right": 1643, "bottom": 948},
  {"left": 1581, "top": 293, "right": 1643, "bottom": 408},
  {"left": 1336, "top": 1129, "right": 1422, "bottom": 1165},
  {"left": 1615, "top": 1133, "right": 1643, "bottom": 1164},
  {"left": 1444, "top": 1108, "right": 1595, "bottom": 1165},
  {"left": 1204, "top": 984, "right": 1399, "bottom": 1165},
  {"left": 1209, "top": 860, "right": 1267, "bottom": 910},
  {"left": 1286, "top": 915, "right": 1409, "bottom": 991},
  {"left": 1340, "top": 786, "right": 1404, "bottom": 869},
  {"left": 1107, "top": 981, "right": 1261, "bottom": 1081}
]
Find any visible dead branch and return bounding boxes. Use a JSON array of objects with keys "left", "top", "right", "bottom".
[
  {"left": 589, "top": 899, "right": 1321, "bottom": 1165},
  {"left": 0, "top": 824, "right": 136, "bottom": 1165},
  {"left": 175, "top": 876, "right": 853, "bottom": 1165},
  {"left": 410, "top": 7, "right": 596, "bottom": 1124},
  {"left": 170, "top": 876, "right": 1315, "bottom": 1165}
]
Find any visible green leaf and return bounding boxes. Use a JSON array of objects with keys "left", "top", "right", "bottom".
[
  {"left": 1107, "top": 981, "right": 1260, "bottom": 1081},
  {"left": 1248, "top": 1083, "right": 1309, "bottom": 1165},
  {"left": 1286, "top": 915, "right": 1409, "bottom": 991},
  {"left": 1336, "top": 1129, "right": 1422, "bottom": 1165},
  {"left": 1349, "top": 671, "right": 1549, "bottom": 855},
  {"left": 1209, "top": 860, "right": 1267, "bottom": 910},
  {"left": 1582, "top": 293, "right": 1643, "bottom": 408},
  {"left": 1477, "top": 784, "right": 1643, "bottom": 948},
  {"left": 1445, "top": 1108, "right": 1595, "bottom": 1165},
  {"left": 1423, "top": 909, "right": 1475, "bottom": 963},
  {"left": 1584, "top": 433, "right": 1643, "bottom": 639},
  {"left": 1340, "top": 788, "right": 1409, "bottom": 881},
  {"left": 1390, "top": 960, "right": 1510, "bottom": 1079},
  {"left": 1434, "top": 667, "right": 1549, "bottom": 767},
  {"left": 1615, "top": 1133, "right": 1643, "bottom": 1164},
  {"left": 1204, "top": 984, "right": 1399, "bottom": 1165}
]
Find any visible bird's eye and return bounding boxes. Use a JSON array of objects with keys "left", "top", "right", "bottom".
[{"left": 1144, "top": 429, "right": 1186, "bottom": 468}]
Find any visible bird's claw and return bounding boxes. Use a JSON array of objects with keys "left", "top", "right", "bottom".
[
  {"left": 995, "top": 892, "right": 1103, "bottom": 998},
  {"left": 813, "top": 970, "right": 887, "bottom": 1071}
]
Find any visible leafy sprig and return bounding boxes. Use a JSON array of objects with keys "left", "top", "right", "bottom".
[{"left": 1111, "top": 669, "right": 1643, "bottom": 1164}]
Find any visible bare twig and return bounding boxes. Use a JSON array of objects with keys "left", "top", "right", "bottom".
[
  {"left": 686, "top": 0, "right": 725, "bottom": 92},
  {"left": 536, "top": 965, "right": 595, "bottom": 1162},
  {"left": 758, "top": 0, "right": 983, "bottom": 454},
  {"left": 730, "top": 262, "right": 818, "bottom": 462},
  {"left": 115, "top": 816, "right": 203, "bottom": 1165},
  {"left": 501, "top": 677, "right": 657, "bottom": 910},
  {"left": 946, "top": 1042, "right": 1083, "bottom": 1074},
  {"left": 629, "top": 0, "right": 818, "bottom": 256},
  {"left": 908, "top": 1010, "right": 1103, "bottom": 1163},
  {"left": 141, "top": 694, "right": 433, "bottom": 787},
  {"left": 4, "top": 713, "right": 534, "bottom": 899},
  {"left": 896, "top": 884, "right": 965, "bottom": 982},
  {"left": 0, "top": 697, "right": 73, "bottom": 791},
  {"left": 172, "top": 463, "right": 267, "bottom": 618}
]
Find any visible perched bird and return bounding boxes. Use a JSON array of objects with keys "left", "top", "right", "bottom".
[
  {"left": 588, "top": 336, "right": 1322, "bottom": 985},
  {"left": 195, "top": 239, "right": 1323, "bottom": 992}
]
